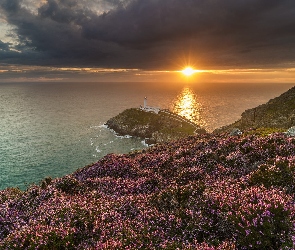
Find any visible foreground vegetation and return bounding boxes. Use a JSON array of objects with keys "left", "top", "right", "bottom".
[{"left": 1, "top": 132, "right": 295, "bottom": 249}]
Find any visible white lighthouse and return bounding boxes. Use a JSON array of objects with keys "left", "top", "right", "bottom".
[{"left": 140, "top": 97, "right": 160, "bottom": 114}]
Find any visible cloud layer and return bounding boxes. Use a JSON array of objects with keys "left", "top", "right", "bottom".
[{"left": 1, "top": 0, "right": 295, "bottom": 69}]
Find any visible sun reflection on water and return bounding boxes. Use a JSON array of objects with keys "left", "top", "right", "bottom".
[{"left": 171, "top": 87, "right": 207, "bottom": 128}]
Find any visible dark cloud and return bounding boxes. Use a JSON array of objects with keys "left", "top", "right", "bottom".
[
  {"left": 0, "top": 40, "right": 10, "bottom": 51},
  {"left": 1, "top": 0, "right": 295, "bottom": 69}
]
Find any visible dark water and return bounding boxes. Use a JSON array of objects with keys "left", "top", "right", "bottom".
[{"left": 0, "top": 81, "right": 293, "bottom": 190}]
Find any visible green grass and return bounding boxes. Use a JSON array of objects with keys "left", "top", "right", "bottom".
[{"left": 244, "top": 127, "right": 286, "bottom": 137}]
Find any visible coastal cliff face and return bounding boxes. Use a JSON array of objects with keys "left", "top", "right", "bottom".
[
  {"left": 106, "top": 108, "right": 204, "bottom": 144},
  {"left": 215, "top": 86, "right": 295, "bottom": 133}
]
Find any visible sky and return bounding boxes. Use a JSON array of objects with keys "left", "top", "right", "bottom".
[{"left": 1, "top": 0, "right": 295, "bottom": 82}]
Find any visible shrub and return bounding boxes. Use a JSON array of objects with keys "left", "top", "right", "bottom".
[
  {"left": 55, "top": 176, "right": 82, "bottom": 194},
  {"left": 207, "top": 182, "right": 295, "bottom": 249},
  {"left": 249, "top": 158, "right": 295, "bottom": 193}
]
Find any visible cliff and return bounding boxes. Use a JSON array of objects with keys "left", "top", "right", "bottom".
[
  {"left": 215, "top": 86, "right": 295, "bottom": 133},
  {"left": 106, "top": 108, "right": 206, "bottom": 144}
]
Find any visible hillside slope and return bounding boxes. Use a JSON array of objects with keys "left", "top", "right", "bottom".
[
  {"left": 215, "top": 86, "right": 295, "bottom": 133},
  {"left": 1, "top": 133, "right": 295, "bottom": 249}
]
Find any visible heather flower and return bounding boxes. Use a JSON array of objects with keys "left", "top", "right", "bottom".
[{"left": 1, "top": 133, "right": 295, "bottom": 248}]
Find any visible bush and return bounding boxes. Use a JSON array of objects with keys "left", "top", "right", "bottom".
[
  {"left": 249, "top": 158, "right": 295, "bottom": 193},
  {"left": 55, "top": 176, "right": 82, "bottom": 194},
  {"left": 207, "top": 182, "right": 295, "bottom": 249}
]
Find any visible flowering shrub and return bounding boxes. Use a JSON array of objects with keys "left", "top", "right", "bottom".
[
  {"left": 0, "top": 133, "right": 295, "bottom": 249},
  {"left": 206, "top": 180, "right": 295, "bottom": 249},
  {"left": 55, "top": 175, "right": 83, "bottom": 194},
  {"left": 249, "top": 157, "right": 295, "bottom": 193}
]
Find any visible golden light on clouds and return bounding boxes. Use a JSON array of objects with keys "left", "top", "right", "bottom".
[{"left": 1, "top": 64, "right": 295, "bottom": 83}]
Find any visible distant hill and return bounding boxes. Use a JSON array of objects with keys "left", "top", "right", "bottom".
[
  {"left": 215, "top": 86, "right": 295, "bottom": 133},
  {"left": 106, "top": 108, "right": 206, "bottom": 144}
]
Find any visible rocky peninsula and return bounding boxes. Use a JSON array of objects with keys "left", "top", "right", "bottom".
[{"left": 106, "top": 108, "right": 206, "bottom": 144}]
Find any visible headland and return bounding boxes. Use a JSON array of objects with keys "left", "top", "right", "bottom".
[{"left": 106, "top": 106, "right": 206, "bottom": 144}]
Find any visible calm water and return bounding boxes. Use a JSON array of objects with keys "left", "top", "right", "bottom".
[{"left": 0, "top": 81, "right": 294, "bottom": 190}]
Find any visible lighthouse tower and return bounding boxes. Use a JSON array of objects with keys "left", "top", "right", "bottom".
[{"left": 140, "top": 97, "right": 160, "bottom": 114}]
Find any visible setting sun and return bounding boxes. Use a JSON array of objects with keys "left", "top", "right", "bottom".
[{"left": 182, "top": 67, "right": 195, "bottom": 76}]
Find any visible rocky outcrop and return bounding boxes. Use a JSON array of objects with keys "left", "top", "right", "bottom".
[
  {"left": 285, "top": 126, "right": 295, "bottom": 137},
  {"left": 215, "top": 86, "right": 295, "bottom": 133},
  {"left": 106, "top": 108, "right": 205, "bottom": 144},
  {"left": 229, "top": 128, "right": 243, "bottom": 136}
]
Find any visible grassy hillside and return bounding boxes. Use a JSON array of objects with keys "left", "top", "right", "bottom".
[
  {"left": 1, "top": 132, "right": 295, "bottom": 249},
  {"left": 215, "top": 86, "right": 295, "bottom": 133}
]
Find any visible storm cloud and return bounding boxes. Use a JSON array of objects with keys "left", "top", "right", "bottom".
[{"left": 1, "top": 0, "right": 295, "bottom": 69}]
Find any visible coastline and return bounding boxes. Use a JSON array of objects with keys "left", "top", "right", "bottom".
[{"left": 1, "top": 86, "right": 295, "bottom": 248}]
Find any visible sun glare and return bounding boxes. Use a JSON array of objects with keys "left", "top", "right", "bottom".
[
  {"left": 172, "top": 87, "right": 207, "bottom": 128},
  {"left": 182, "top": 67, "right": 195, "bottom": 76}
]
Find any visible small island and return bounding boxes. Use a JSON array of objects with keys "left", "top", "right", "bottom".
[{"left": 106, "top": 98, "right": 206, "bottom": 144}]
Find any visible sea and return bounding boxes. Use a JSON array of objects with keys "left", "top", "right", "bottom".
[{"left": 0, "top": 81, "right": 294, "bottom": 190}]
